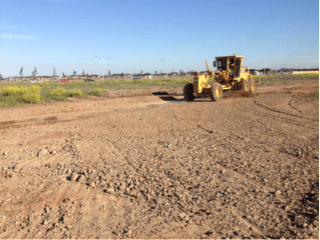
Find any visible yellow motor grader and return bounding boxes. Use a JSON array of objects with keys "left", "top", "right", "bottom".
[{"left": 183, "top": 53, "right": 260, "bottom": 101}]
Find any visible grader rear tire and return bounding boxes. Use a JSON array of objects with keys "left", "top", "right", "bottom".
[
  {"left": 249, "top": 80, "right": 256, "bottom": 94},
  {"left": 183, "top": 83, "right": 195, "bottom": 101},
  {"left": 210, "top": 83, "right": 223, "bottom": 101},
  {"left": 242, "top": 80, "right": 249, "bottom": 92}
]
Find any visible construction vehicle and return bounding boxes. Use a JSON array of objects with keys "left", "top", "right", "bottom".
[{"left": 183, "top": 53, "right": 260, "bottom": 101}]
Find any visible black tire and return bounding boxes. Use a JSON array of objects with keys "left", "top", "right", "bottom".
[
  {"left": 210, "top": 83, "right": 223, "bottom": 101},
  {"left": 242, "top": 80, "right": 249, "bottom": 92},
  {"left": 232, "top": 81, "right": 239, "bottom": 90},
  {"left": 249, "top": 80, "right": 256, "bottom": 93},
  {"left": 183, "top": 83, "right": 195, "bottom": 101}
]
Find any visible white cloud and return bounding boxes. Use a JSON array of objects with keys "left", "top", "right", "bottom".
[{"left": 0, "top": 34, "right": 39, "bottom": 40}]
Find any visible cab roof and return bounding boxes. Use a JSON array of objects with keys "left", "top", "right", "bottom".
[{"left": 216, "top": 53, "right": 245, "bottom": 59}]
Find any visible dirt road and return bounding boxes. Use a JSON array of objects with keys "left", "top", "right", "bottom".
[{"left": 0, "top": 82, "right": 318, "bottom": 239}]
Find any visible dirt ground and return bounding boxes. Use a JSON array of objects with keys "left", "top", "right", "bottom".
[{"left": 0, "top": 80, "right": 319, "bottom": 239}]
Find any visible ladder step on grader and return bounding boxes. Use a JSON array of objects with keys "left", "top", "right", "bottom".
[{"left": 184, "top": 53, "right": 260, "bottom": 101}]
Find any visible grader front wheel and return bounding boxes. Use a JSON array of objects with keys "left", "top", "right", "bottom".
[
  {"left": 183, "top": 83, "right": 195, "bottom": 101},
  {"left": 249, "top": 80, "right": 256, "bottom": 93},
  {"left": 242, "top": 80, "right": 249, "bottom": 92},
  {"left": 210, "top": 83, "right": 223, "bottom": 101}
]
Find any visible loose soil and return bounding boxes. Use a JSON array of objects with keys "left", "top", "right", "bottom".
[{"left": 0, "top": 80, "right": 319, "bottom": 239}]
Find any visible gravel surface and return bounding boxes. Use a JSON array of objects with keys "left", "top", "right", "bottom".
[{"left": 0, "top": 82, "right": 318, "bottom": 239}]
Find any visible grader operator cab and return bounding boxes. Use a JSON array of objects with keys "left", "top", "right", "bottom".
[{"left": 183, "top": 53, "right": 259, "bottom": 101}]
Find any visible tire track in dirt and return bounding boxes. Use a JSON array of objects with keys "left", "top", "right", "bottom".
[
  {"left": 253, "top": 96, "right": 318, "bottom": 122},
  {"left": 288, "top": 96, "right": 304, "bottom": 115},
  {"left": 234, "top": 97, "right": 318, "bottom": 130}
]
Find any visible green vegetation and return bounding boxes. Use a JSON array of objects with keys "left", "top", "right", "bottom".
[
  {"left": 87, "top": 88, "right": 102, "bottom": 97},
  {"left": 307, "top": 91, "right": 319, "bottom": 99},
  {"left": 0, "top": 74, "right": 318, "bottom": 107},
  {"left": 0, "top": 77, "right": 193, "bottom": 107},
  {"left": 252, "top": 73, "right": 319, "bottom": 81},
  {"left": 253, "top": 73, "right": 318, "bottom": 87},
  {"left": 0, "top": 85, "right": 42, "bottom": 106}
]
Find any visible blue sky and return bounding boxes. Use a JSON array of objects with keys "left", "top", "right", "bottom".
[{"left": 0, "top": 0, "right": 319, "bottom": 77}]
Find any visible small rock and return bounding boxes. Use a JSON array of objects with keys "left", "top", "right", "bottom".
[
  {"left": 3, "top": 152, "right": 7, "bottom": 156},
  {"left": 45, "top": 207, "right": 50, "bottom": 214},
  {"left": 69, "top": 173, "right": 79, "bottom": 181},
  {"left": 275, "top": 190, "right": 281, "bottom": 196},
  {"left": 50, "top": 150, "right": 57, "bottom": 154},
  {"left": 89, "top": 182, "right": 96, "bottom": 188},
  {"left": 37, "top": 149, "right": 48, "bottom": 157},
  {"left": 77, "top": 175, "right": 86, "bottom": 183},
  {"left": 105, "top": 187, "right": 114, "bottom": 193}
]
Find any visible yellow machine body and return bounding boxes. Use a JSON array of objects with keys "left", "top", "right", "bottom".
[
  {"left": 192, "top": 53, "right": 259, "bottom": 94},
  {"left": 193, "top": 75, "right": 212, "bottom": 94}
]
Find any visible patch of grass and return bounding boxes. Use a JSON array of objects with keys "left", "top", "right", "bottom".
[
  {"left": 307, "top": 91, "right": 319, "bottom": 99},
  {"left": 49, "top": 87, "right": 66, "bottom": 96},
  {"left": 87, "top": 88, "right": 102, "bottom": 97},
  {"left": 0, "top": 94, "right": 24, "bottom": 107},
  {"left": 43, "top": 88, "right": 68, "bottom": 102},
  {"left": 21, "top": 92, "right": 41, "bottom": 103},
  {"left": 252, "top": 73, "right": 319, "bottom": 81},
  {"left": 67, "top": 89, "right": 82, "bottom": 97},
  {"left": 0, "top": 85, "right": 42, "bottom": 106}
]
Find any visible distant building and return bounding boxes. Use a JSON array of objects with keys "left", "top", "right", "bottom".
[{"left": 169, "top": 72, "right": 179, "bottom": 76}]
